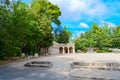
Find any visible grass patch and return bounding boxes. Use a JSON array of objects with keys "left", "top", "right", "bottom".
[
  {"left": 95, "top": 48, "right": 112, "bottom": 53},
  {"left": 77, "top": 47, "right": 88, "bottom": 53},
  {"left": 0, "top": 60, "right": 11, "bottom": 65}
]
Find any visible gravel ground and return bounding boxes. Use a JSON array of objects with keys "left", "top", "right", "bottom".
[{"left": 0, "top": 53, "right": 120, "bottom": 80}]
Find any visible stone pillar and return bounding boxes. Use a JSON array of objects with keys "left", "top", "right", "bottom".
[
  {"left": 73, "top": 47, "right": 75, "bottom": 54},
  {"left": 63, "top": 47, "right": 65, "bottom": 54},
  {"left": 68, "top": 47, "right": 69, "bottom": 54}
]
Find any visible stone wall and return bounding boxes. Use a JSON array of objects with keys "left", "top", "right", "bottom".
[
  {"left": 109, "top": 48, "right": 120, "bottom": 53},
  {"left": 48, "top": 41, "right": 75, "bottom": 55}
]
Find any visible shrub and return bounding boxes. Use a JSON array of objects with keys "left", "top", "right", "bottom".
[
  {"left": 96, "top": 48, "right": 112, "bottom": 53},
  {"left": 106, "top": 49, "right": 112, "bottom": 52},
  {"left": 81, "top": 47, "right": 88, "bottom": 53},
  {"left": 96, "top": 50, "right": 105, "bottom": 53},
  {"left": 77, "top": 50, "right": 82, "bottom": 53},
  {"left": 7, "top": 46, "right": 21, "bottom": 57},
  {"left": 93, "top": 48, "right": 98, "bottom": 51},
  {"left": 0, "top": 52, "right": 5, "bottom": 60}
]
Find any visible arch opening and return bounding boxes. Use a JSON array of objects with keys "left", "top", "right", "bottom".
[
  {"left": 64, "top": 47, "right": 68, "bottom": 53},
  {"left": 59, "top": 47, "right": 63, "bottom": 54},
  {"left": 69, "top": 47, "right": 73, "bottom": 53}
]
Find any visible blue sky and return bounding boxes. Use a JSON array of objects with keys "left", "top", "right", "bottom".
[
  {"left": 23, "top": 0, "right": 120, "bottom": 38},
  {"left": 49, "top": 0, "right": 120, "bottom": 38}
]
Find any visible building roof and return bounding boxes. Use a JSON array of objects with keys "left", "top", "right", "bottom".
[{"left": 53, "top": 41, "right": 75, "bottom": 48}]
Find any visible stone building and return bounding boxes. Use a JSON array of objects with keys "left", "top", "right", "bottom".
[{"left": 48, "top": 41, "right": 75, "bottom": 55}]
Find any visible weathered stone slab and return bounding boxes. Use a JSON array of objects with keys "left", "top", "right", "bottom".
[
  {"left": 34, "top": 53, "right": 39, "bottom": 58},
  {"left": 24, "top": 61, "right": 53, "bottom": 68},
  {"left": 21, "top": 53, "right": 25, "bottom": 59},
  {"left": 71, "top": 62, "right": 120, "bottom": 71},
  {"left": 70, "top": 62, "right": 120, "bottom": 80}
]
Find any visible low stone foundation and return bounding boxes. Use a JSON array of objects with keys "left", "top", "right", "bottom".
[
  {"left": 70, "top": 61, "right": 120, "bottom": 80},
  {"left": 24, "top": 61, "right": 53, "bottom": 68}
]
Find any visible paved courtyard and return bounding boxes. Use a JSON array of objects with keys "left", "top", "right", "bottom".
[{"left": 0, "top": 53, "right": 120, "bottom": 80}]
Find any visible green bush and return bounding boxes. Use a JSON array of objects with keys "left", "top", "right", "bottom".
[
  {"left": 93, "top": 48, "right": 98, "bottom": 51},
  {"left": 81, "top": 47, "right": 88, "bottom": 53},
  {"left": 96, "top": 48, "right": 112, "bottom": 53},
  {"left": 96, "top": 50, "right": 105, "bottom": 53},
  {"left": 77, "top": 50, "right": 82, "bottom": 53},
  {"left": 0, "top": 52, "right": 5, "bottom": 60},
  {"left": 106, "top": 49, "right": 112, "bottom": 52},
  {"left": 6, "top": 46, "right": 21, "bottom": 58},
  {"left": 0, "top": 45, "right": 21, "bottom": 60},
  {"left": 117, "top": 46, "right": 120, "bottom": 49}
]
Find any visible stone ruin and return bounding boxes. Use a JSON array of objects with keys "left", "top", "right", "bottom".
[
  {"left": 71, "top": 62, "right": 120, "bottom": 71},
  {"left": 70, "top": 61, "right": 120, "bottom": 80},
  {"left": 24, "top": 61, "right": 53, "bottom": 68}
]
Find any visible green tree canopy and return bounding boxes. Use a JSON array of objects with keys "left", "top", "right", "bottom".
[
  {"left": 73, "top": 22, "right": 117, "bottom": 52},
  {"left": 56, "top": 26, "right": 72, "bottom": 43},
  {"left": 0, "top": 0, "right": 62, "bottom": 60}
]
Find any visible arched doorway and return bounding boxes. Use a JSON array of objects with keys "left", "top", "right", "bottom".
[
  {"left": 69, "top": 47, "right": 73, "bottom": 53},
  {"left": 59, "top": 47, "right": 63, "bottom": 54},
  {"left": 64, "top": 47, "right": 68, "bottom": 53}
]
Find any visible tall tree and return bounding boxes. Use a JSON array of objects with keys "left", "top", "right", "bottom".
[
  {"left": 0, "top": 0, "right": 62, "bottom": 59},
  {"left": 56, "top": 26, "right": 72, "bottom": 43},
  {"left": 110, "top": 26, "right": 120, "bottom": 48},
  {"left": 0, "top": 1, "right": 14, "bottom": 60},
  {"left": 31, "top": 0, "right": 61, "bottom": 54},
  {"left": 74, "top": 22, "right": 113, "bottom": 52}
]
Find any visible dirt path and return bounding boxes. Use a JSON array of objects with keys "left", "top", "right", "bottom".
[{"left": 0, "top": 53, "right": 120, "bottom": 80}]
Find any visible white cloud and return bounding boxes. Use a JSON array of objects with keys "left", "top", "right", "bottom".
[
  {"left": 100, "top": 21, "right": 116, "bottom": 27},
  {"left": 79, "top": 22, "right": 89, "bottom": 28},
  {"left": 69, "top": 0, "right": 108, "bottom": 17},
  {"left": 107, "top": 22, "right": 116, "bottom": 27},
  {"left": 69, "top": 0, "right": 86, "bottom": 12},
  {"left": 49, "top": 0, "right": 109, "bottom": 21}
]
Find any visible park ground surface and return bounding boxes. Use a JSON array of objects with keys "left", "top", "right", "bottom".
[{"left": 0, "top": 53, "right": 120, "bottom": 80}]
